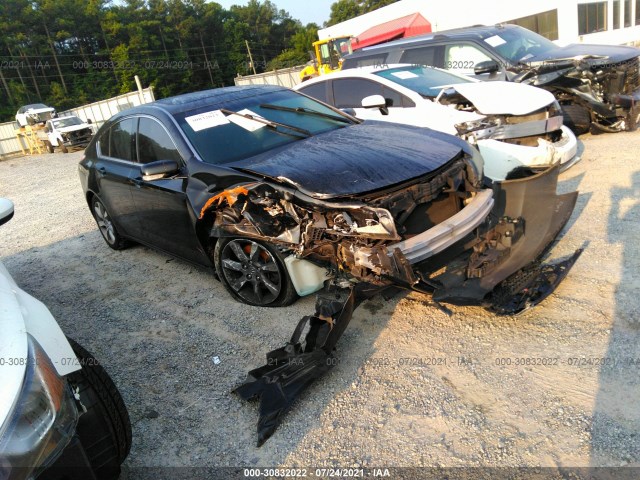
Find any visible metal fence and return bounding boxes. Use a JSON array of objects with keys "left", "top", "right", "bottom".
[
  {"left": 234, "top": 66, "right": 304, "bottom": 88},
  {"left": 0, "top": 87, "right": 155, "bottom": 159}
]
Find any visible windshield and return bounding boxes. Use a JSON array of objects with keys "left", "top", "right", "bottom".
[
  {"left": 52, "top": 116, "right": 83, "bottom": 128},
  {"left": 486, "top": 27, "right": 557, "bottom": 63},
  {"left": 176, "top": 89, "right": 351, "bottom": 165},
  {"left": 374, "top": 66, "right": 473, "bottom": 98}
]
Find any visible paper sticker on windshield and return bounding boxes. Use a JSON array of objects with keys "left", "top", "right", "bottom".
[
  {"left": 484, "top": 35, "right": 506, "bottom": 47},
  {"left": 185, "top": 110, "right": 229, "bottom": 131},
  {"left": 227, "top": 109, "right": 266, "bottom": 132},
  {"left": 391, "top": 71, "right": 419, "bottom": 80}
]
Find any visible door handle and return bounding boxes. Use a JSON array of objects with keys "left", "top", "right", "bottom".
[{"left": 97, "top": 166, "right": 106, "bottom": 176}]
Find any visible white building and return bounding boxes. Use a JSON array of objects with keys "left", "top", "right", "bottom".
[{"left": 318, "top": 0, "right": 640, "bottom": 46}]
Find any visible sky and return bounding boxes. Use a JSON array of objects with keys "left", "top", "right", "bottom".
[{"left": 214, "top": 0, "right": 335, "bottom": 27}]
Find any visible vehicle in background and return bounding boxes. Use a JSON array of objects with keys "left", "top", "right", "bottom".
[
  {"left": 299, "top": 36, "right": 353, "bottom": 81},
  {"left": 15, "top": 104, "right": 56, "bottom": 128},
  {"left": 0, "top": 198, "right": 131, "bottom": 480},
  {"left": 296, "top": 64, "right": 579, "bottom": 180},
  {"left": 40, "top": 116, "right": 94, "bottom": 153},
  {"left": 342, "top": 24, "right": 640, "bottom": 134}
]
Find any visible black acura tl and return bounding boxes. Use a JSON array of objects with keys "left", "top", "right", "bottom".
[
  {"left": 78, "top": 85, "right": 582, "bottom": 444},
  {"left": 78, "top": 85, "right": 578, "bottom": 314}
]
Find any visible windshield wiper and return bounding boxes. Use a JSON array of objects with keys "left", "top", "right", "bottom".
[
  {"left": 259, "top": 104, "right": 355, "bottom": 124},
  {"left": 220, "top": 109, "right": 311, "bottom": 139}
]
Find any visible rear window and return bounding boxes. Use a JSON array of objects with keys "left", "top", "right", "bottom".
[
  {"left": 399, "top": 46, "right": 439, "bottom": 67},
  {"left": 342, "top": 53, "right": 389, "bottom": 69},
  {"left": 298, "top": 82, "right": 328, "bottom": 103}
]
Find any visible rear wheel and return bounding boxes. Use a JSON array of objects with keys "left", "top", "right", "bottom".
[
  {"left": 91, "top": 197, "right": 129, "bottom": 250},
  {"left": 65, "top": 339, "right": 132, "bottom": 480},
  {"left": 61, "top": 144, "right": 69, "bottom": 153},
  {"left": 214, "top": 237, "right": 298, "bottom": 307},
  {"left": 562, "top": 104, "right": 591, "bottom": 135}
]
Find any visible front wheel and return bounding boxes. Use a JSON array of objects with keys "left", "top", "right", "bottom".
[
  {"left": 214, "top": 237, "right": 298, "bottom": 307},
  {"left": 65, "top": 339, "right": 132, "bottom": 480},
  {"left": 91, "top": 197, "right": 129, "bottom": 250},
  {"left": 562, "top": 104, "right": 591, "bottom": 135}
]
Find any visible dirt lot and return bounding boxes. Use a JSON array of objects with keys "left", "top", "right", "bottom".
[{"left": 0, "top": 131, "right": 639, "bottom": 476}]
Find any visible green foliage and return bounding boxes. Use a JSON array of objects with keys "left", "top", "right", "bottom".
[
  {"left": 0, "top": 0, "right": 318, "bottom": 121},
  {"left": 326, "top": 0, "right": 399, "bottom": 27}
]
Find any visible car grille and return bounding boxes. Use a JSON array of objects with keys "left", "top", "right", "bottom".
[{"left": 603, "top": 56, "right": 640, "bottom": 96}]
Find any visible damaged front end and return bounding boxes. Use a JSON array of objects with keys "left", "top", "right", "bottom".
[
  {"left": 515, "top": 55, "right": 640, "bottom": 132},
  {"left": 436, "top": 85, "right": 578, "bottom": 180},
  {"left": 204, "top": 153, "right": 580, "bottom": 445}
]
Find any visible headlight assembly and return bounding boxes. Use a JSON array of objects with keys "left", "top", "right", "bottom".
[{"left": 0, "top": 335, "right": 78, "bottom": 479}]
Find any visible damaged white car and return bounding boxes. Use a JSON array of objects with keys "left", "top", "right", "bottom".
[{"left": 295, "top": 64, "right": 580, "bottom": 180}]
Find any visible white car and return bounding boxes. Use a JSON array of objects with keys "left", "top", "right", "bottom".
[
  {"left": 15, "top": 104, "right": 56, "bottom": 128},
  {"left": 0, "top": 199, "right": 130, "bottom": 479},
  {"left": 295, "top": 65, "right": 580, "bottom": 180},
  {"left": 39, "top": 115, "right": 94, "bottom": 153}
]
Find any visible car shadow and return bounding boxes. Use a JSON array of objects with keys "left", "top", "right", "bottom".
[{"left": 590, "top": 171, "right": 640, "bottom": 467}]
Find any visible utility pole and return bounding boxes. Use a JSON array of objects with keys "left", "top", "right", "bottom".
[
  {"left": 245, "top": 40, "right": 257, "bottom": 75},
  {"left": 43, "top": 22, "right": 68, "bottom": 93},
  {"left": 200, "top": 33, "right": 215, "bottom": 86},
  {"left": 0, "top": 68, "right": 13, "bottom": 103}
]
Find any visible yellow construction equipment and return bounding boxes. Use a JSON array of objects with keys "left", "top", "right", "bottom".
[
  {"left": 299, "top": 36, "right": 352, "bottom": 81},
  {"left": 14, "top": 125, "right": 46, "bottom": 155}
]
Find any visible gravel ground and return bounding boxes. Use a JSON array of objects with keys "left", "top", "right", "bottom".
[{"left": 0, "top": 132, "right": 639, "bottom": 476}]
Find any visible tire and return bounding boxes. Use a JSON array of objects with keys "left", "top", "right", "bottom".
[
  {"left": 61, "top": 144, "right": 69, "bottom": 153},
  {"left": 45, "top": 141, "right": 54, "bottom": 154},
  {"left": 562, "top": 104, "right": 591, "bottom": 135},
  {"left": 91, "top": 196, "right": 129, "bottom": 250},
  {"left": 65, "top": 338, "right": 132, "bottom": 480},
  {"left": 214, "top": 237, "right": 298, "bottom": 307}
]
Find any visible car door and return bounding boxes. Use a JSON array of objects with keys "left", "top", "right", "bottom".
[
  {"left": 129, "top": 116, "right": 207, "bottom": 264},
  {"left": 329, "top": 78, "right": 421, "bottom": 125},
  {"left": 94, "top": 117, "right": 142, "bottom": 238}
]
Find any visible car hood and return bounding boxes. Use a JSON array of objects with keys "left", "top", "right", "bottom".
[
  {"left": 0, "top": 262, "right": 28, "bottom": 428},
  {"left": 445, "top": 81, "right": 555, "bottom": 115},
  {"left": 57, "top": 124, "right": 90, "bottom": 133},
  {"left": 26, "top": 108, "right": 55, "bottom": 114},
  {"left": 525, "top": 43, "right": 640, "bottom": 66},
  {"left": 226, "top": 122, "right": 464, "bottom": 199}
]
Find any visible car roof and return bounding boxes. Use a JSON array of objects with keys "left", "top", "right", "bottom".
[
  {"left": 347, "top": 24, "right": 517, "bottom": 56},
  {"left": 297, "top": 65, "right": 406, "bottom": 87},
  {"left": 147, "top": 85, "right": 289, "bottom": 115}
]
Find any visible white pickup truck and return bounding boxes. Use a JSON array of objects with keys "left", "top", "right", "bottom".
[
  {"left": 39, "top": 116, "right": 94, "bottom": 153},
  {"left": 0, "top": 198, "right": 131, "bottom": 480}
]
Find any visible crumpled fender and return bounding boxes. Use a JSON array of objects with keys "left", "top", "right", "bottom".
[{"left": 431, "top": 163, "right": 579, "bottom": 309}]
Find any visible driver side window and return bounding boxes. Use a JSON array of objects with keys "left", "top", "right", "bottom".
[
  {"left": 444, "top": 44, "right": 492, "bottom": 75},
  {"left": 137, "top": 118, "right": 182, "bottom": 164}
]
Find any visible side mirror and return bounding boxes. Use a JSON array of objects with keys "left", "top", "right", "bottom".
[
  {"left": 141, "top": 160, "right": 179, "bottom": 181},
  {"left": 361, "top": 94, "right": 386, "bottom": 109},
  {"left": 0, "top": 198, "right": 15, "bottom": 227},
  {"left": 361, "top": 94, "right": 388, "bottom": 116},
  {"left": 474, "top": 60, "right": 500, "bottom": 75},
  {"left": 87, "top": 119, "right": 93, "bottom": 124}
]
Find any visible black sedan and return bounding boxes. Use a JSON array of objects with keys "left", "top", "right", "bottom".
[{"left": 78, "top": 85, "right": 577, "bottom": 314}]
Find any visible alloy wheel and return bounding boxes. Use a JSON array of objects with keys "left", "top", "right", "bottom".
[{"left": 220, "top": 239, "right": 282, "bottom": 306}]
